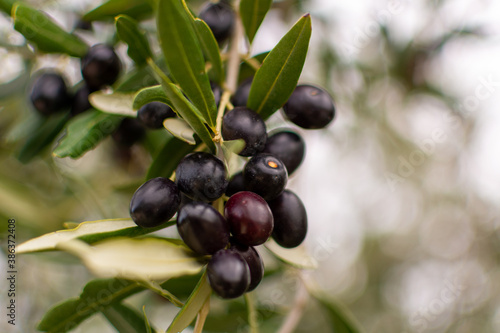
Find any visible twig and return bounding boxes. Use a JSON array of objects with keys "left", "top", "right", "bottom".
[
  {"left": 193, "top": 296, "right": 210, "bottom": 333},
  {"left": 277, "top": 280, "right": 309, "bottom": 333},
  {"left": 226, "top": 0, "right": 243, "bottom": 94},
  {"left": 245, "top": 292, "right": 259, "bottom": 333},
  {"left": 139, "top": 280, "right": 184, "bottom": 308}
]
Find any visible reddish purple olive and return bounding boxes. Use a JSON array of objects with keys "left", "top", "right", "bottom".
[
  {"left": 130, "top": 177, "right": 181, "bottom": 228},
  {"left": 225, "top": 191, "right": 273, "bottom": 246},
  {"left": 177, "top": 202, "right": 229, "bottom": 255},
  {"left": 207, "top": 249, "right": 250, "bottom": 299}
]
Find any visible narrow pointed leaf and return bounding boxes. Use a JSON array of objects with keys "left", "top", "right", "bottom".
[
  {"left": 57, "top": 238, "right": 206, "bottom": 280},
  {"left": 17, "top": 218, "right": 175, "bottom": 253},
  {"left": 53, "top": 110, "right": 122, "bottom": 159},
  {"left": 163, "top": 118, "right": 196, "bottom": 145},
  {"left": 115, "top": 15, "right": 153, "bottom": 66},
  {"left": 0, "top": 0, "right": 14, "bottom": 15},
  {"left": 238, "top": 51, "right": 269, "bottom": 83},
  {"left": 83, "top": 0, "right": 152, "bottom": 22},
  {"left": 17, "top": 112, "right": 69, "bottom": 163},
  {"left": 146, "top": 135, "right": 196, "bottom": 180},
  {"left": 240, "top": 0, "right": 273, "bottom": 44},
  {"left": 102, "top": 303, "right": 150, "bottom": 333},
  {"left": 37, "top": 278, "right": 141, "bottom": 333},
  {"left": 89, "top": 91, "right": 137, "bottom": 117},
  {"left": 143, "top": 306, "right": 154, "bottom": 333},
  {"left": 193, "top": 18, "right": 224, "bottom": 84},
  {"left": 247, "top": 14, "right": 311, "bottom": 119},
  {"left": 264, "top": 239, "right": 317, "bottom": 269},
  {"left": 157, "top": 0, "right": 217, "bottom": 127},
  {"left": 167, "top": 272, "right": 212, "bottom": 333},
  {"left": 13, "top": 4, "right": 88, "bottom": 57},
  {"left": 133, "top": 85, "right": 172, "bottom": 110}
]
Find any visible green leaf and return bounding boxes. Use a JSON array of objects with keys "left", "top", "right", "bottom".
[
  {"left": 193, "top": 18, "right": 224, "bottom": 85},
  {"left": 89, "top": 91, "right": 137, "bottom": 117},
  {"left": 247, "top": 14, "right": 311, "bottom": 119},
  {"left": 163, "top": 118, "right": 196, "bottom": 145},
  {"left": 264, "top": 239, "right": 317, "bottom": 269},
  {"left": 83, "top": 0, "right": 152, "bottom": 22},
  {"left": 133, "top": 85, "right": 172, "bottom": 110},
  {"left": 157, "top": 0, "right": 217, "bottom": 128},
  {"left": 238, "top": 51, "right": 269, "bottom": 83},
  {"left": 0, "top": 0, "right": 14, "bottom": 16},
  {"left": 53, "top": 110, "right": 122, "bottom": 159},
  {"left": 167, "top": 272, "right": 211, "bottom": 333},
  {"left": 146, "top": 135, "right": 195, "bottom": 180},
  {"left": 313, "top": 294, "right": 364, "bottom": 333},
  {"left": 148, "top": 63, "right": 216, "bottom": 152},
  {"left": 37, "top": 278, "right": 141, "bottom": 333},
  {"left": 17, "top": 218, "right": 175, "bottom": 253},
  {"left": 115, "top": 66, "right": 160, "bottom": 92},
  {"left": 13, "top": 4, "right": 88, "bottom": 57},
  {"left": 57, "top": 238, "right": 206, "bottom": 280},
  {"left": 102, "top": 303, "right": 150, "bottom": 333},
  {"left": 17, "top": 112, "right": 69, "bottom": 163},
  {"left": 115, "top": 15, "right": 153, "bottom": 66},
  {"left": 240, "top": 0, "right": 273, "bottom": 44}
]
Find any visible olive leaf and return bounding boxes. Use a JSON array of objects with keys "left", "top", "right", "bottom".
[
  {"left": 37, "top": 278, "right": 141, "bottom": 333},
  {"left": 163, "top": 118, "right": 197, "bottom": 145},
  {"left": 83, "top": 0, "right": 153, "bottom": 22},
  {"left": 102, "top": 303, "right": 152, "bottom": 333},
  {"left": 264, "top": 239, "right": 317, "bottom": 269},
  {"left": 133, "top": 85, "right": 172, "bottom": 110},
  {"left": 247, "top": 14, "right": 312, "bottom": 119},
  {"left": 89, "top": 91, "right": 137, "bottom": 117},
  {"left": 143, "top": 306, "right": 154, "bottom": 333},
  {"left": 193, "top": 18, "right": 224, "bottom": 85},
  {"left": 157, "top": 0, "right": 217, "bottom": 128},
  {"left": 115, "top": 15, "right": 153, "bottom": 66},
  {"left": 0, "top": 0, "right": 14, "bottom": 16},
  {"left": 147, "top": 135, "right": 196, "bottom": 180},
  {"left": 52, "top": 110, "right": 122, "bottom": 159},
  {"left": 240, "top": 0, "right": 273, "bottom": 44},
  {"left": 167, "top": 272, "right": 212, "bottom": 333},
  {"left": 57, "top": 238, "right": 206, "bottom": 280},
  {"left": 13, "top": 4, "right": 88, "bottom": 57},
  {"left": 17, "top": 218, "right": 175, "bottom": 253},
  {"left": 17, "top": 112, "right": 69, "bottom": 163}
]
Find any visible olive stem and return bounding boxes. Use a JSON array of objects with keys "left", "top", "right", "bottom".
[
  {"left": 245, "top": 292, "right": 260, "bottom": 333},
  {"left": 226, "top": 0, "right": 243, "bottom": 95},
  {"left": 193, "top": 296, "right": 210, "bottom": 333},
  {"left": 140, "top": 280, "right": 184, "bottom": 308},
  {"left": 276, "top": 279, "right": 309, "bottom": 333}
]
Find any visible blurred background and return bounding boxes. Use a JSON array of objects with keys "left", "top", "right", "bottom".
[{"left": 1, "top": 0, "right": 499, "bottom": 332}]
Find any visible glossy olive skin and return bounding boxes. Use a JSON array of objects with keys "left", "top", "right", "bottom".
[
  {"left": 177, "top": 202, "right": 229, "bottom": 255},
  {"left": 130, "top": 177, "right": 181, "bottom": 228},
  {"left": 231, "top": 77, "right": 252, "bottom": 107},
  {"left": 225, "top": 191, "right": 273, "bottom": 246},
  {"left": 207, "top": 249, "right": 250, "bottom": 299},
  {"left": 267, "top": 190, "right": 308, "bottom": 248},
  {"left": 137, "top": 102, "right": 176, "bottom": 129},
  {"left": 222, "top": 107, "right": 267, "bottom": 156},
  {"left": 175, "top": 152, "right": 228, "bottom": 202},
  {"left": 81, "top": 44, "right": 122, "bottom": 90},
  {"left": 243, "top": 154, "right": 288, "bottom": 201},
  {"left": 225, "top": 172, "right": 245, "bottom": 197},
  {"left": 30, "top": 72, "right": 71, "bottom": 116},
  {"left": 70, "top": 84, "right": 94, "bottom": 117},
  {"left": 283, "top": 85, "right": 335, "bottom": 129},
  {"left": 230, "top": 241, "right": 264, "bottom": 292},
  {"left": 112, "top": 118, "right": 146, "bottom": 147},
  {"left": 263, "top": 130, "right": 305, "bottom": 175},
  {"left": 199, "top": 2, "right": 235, "bottom": 43}
]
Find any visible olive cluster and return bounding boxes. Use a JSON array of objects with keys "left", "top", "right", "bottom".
[
  {"left": 130, "top": 84, "right": 335, "bottom": 299},
  {"left": 128, "top": 0, "right": 336, "bottom": 299}
]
